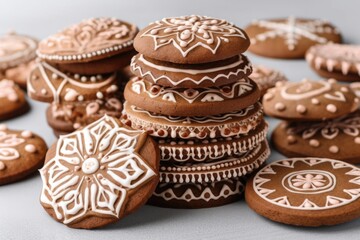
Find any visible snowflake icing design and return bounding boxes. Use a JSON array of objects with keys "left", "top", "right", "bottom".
[
  {"left": 251, "top": 16, "right": 337, "bottom": 50},
  {"left": 142, "top": 15, "right": 247, "bottom": 57},
  {"left": 40, "top": 115, "right": 155, "bottom": 224}
]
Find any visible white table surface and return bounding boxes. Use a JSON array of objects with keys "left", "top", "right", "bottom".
[{"left": 1, "top": 0, "right": 359, "bottom": 239}]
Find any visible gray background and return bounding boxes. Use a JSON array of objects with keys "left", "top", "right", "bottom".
[{"left": 0, "top": 0, "right": 359, "bottom": 239}]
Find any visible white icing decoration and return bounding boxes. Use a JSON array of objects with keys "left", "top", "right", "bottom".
[
  {"left": 0, "top": 131, "right": 25, "bottom": 161},
  {"left": 250, "top": 65, "right": 288, "bottom": 91},
  {"left": 141, "top": 15, "right": 246, "bottom": 57},
  {"left": 0, "top": 79, "right": 19, "bottom": 102},
  {"left": 280, "top": 80, "right": 331, "bottom": 100},
  {"left": 251, "top": 16, "right": 337, "bottom": 50},
  {"left": 39, "top": 115, "right": 156, "bottom": 224}
]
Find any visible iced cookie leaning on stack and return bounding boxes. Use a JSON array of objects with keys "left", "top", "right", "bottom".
[
  {"left": 122, "top": 15, "right": 270, "bottom": 208},
  {"left": 28, "top": 18, "right": 138, "bottom": 136}
]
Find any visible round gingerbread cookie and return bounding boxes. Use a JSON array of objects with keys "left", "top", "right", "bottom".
[
  {"left": 0, "top": 79, "right": 30, "bottom": 120},
  {"left": 148, "top": 178, "right": 245, "bottom": 208},
  {"left": 245, "top": 16, "right": 341, "bottom": 59},
  {"left": 158, "top": 120, "right": 268, "bottom": 164},
  {"left": 46, "top": 98, "right": 123, "bottom": 136},
  {"left": 262, "top": 79, "right": 359, "bottom": 121},
  {"left": 130, "top": 53, "right": 252, "bottom": 88},
  {"left": 122, "top": 101, "right": 263, "bottom": 139},
  {"left": 272, "top": 110, "right": 360, "bottom": 164},
  {"left": 0, "top": 32, "right": 38, "bottom": 71},
  {"left": 159, "top": 139, "right": 270, "bottom": 184},
  {"left": 306, "top": 43, "right": 360, "bottom": 82},
  {"left": 37, "top": 18, "right": 138, "bottom": 74},
  {"left": 246, "top": 157, "right": 360, "bottom": 226},
  {"left": 28, "top": 61, "right": 118, "bottom": 103},
  {"left": 124, "top": 76, "right": 260, "bottom": 117},
  {"left": 250, "top": 65, "right": 288, "bottom": 96},
  {"left": 39, "top": 115, "right": 159, "bottom": 229},
  {"left": 5, "top": 60, "right": 35, "bottom": 89},
  {"left": 134, "top": 15, "right": 250, "bottom": 64},
  {"left": 0, "top": 124, "right": 47, "bottom": 185}
]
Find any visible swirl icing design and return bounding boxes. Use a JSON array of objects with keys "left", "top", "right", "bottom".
[
  {"left": 0, "top": 80, "right": 19, "bottom": 102},
  {"left": 28, "top": 61, "right": 117, "bottom": 103},
  {"left": 141, "top": 15, "right": 247, "bottom": 57},
  {"left": 306, "top": 44, "right": 360, "bottom": 75},
  {"left": 130, "top": 76, "right": 254, "bottom": 103},
  {"left": 38, "top": 18, "right": 137, "bottom": 61},
  {"left": 253, "top": 158, "right": 360, "bottom": 210},
  {"left": 0, "top": 130, "right": 25, "bottom": 161},
  {"left": 40, "top": 116, "right": 156, "bottom": 224},
  {"left": 250, "top": 16, "right": 338, "bottom": 51},
  {"left": 131, "top": 54, "right": 252, "bottom": 86}
]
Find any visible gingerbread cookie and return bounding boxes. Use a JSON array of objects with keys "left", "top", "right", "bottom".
[
  {"left": 158, "top": 120, "right": 267, "bottom": 164},
  {"left": 0, "top": 32, "right": 38, "bottom": 70},
  {"left": 306, "top": 43, "right": 360, "bottom": 82},
  {"left": 131, "top": 53, "right": 252, "bottom": 88},
  {"left": 149, "top": 178, "right": 245, "bottom": 208},
  {"left": 350, "top": 82, "right": 360, "bottom": 98},
  {"left": 262, "top": 79, "right": 359, "bottom": 121},
  {"left": 246, "top": 157, "right": 360, "bottom": 226},
  {"left": 46, "top": 97, "right": 123, "bottom": 136},
  {"left": 0, "top": 79, "right": 29, "bottom": 120},
  {"left": 37, "top": 18, "right": 138, "bottom": 74},
  {"left": 122, "top": 101, "right": 263, "bottom": 139},
  {"left": 245, "top": 17, "right": 341, "bottom": 59},
  {"left": 250, "top": 65, "right": 288, "bottom": 96},
  {"left": 0, "top": 125, "right": 47, "bottom": 185},
  {"left": 39, "top": 115, "right": 159, "bottom": 229},
  {"left": 134, "top": 15, "right": 250, "bottom": 64},
  {"left": 159, "top": 140, "right": 270, "bottom": 184},
  {"left": 28, "top": 61, "right": 118, "bottom": 103},
  {"left": 273, "top": 110, "right": 360, "bottom": 164},
  {"left": 5, "top": 60, "right": 35, "bottom": 89},
  {"left": 124, "top": 76, "right": 260, "bottom": 116}
]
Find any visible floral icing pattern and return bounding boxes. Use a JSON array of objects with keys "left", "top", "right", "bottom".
[
  {"left": 250, "top": 16, "right": 338, "bottom": 51},
  {"left": 253, "top": 158, "right": 360, "bottom": 210},
  {"left": 40, "top": 115, "right": 156, "bottom": 224},
  {"left": 38, "top": 17, "right": 138, "bottom": 61},
  {"left": 141, "top": 15, "right": 247, "bottom": 57}
]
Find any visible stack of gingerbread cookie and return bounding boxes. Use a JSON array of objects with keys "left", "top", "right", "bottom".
[
  {"left": 263, "top": 78, "right": 360, "bottom": 163},
  {"left": 28, "top": 17, "right": 138, "bottom": 136},
  {"left": 122, "top": 15, "right": 270, "bottom": 208}
]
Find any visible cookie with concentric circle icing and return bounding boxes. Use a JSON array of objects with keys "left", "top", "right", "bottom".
[
  {"left": 40, "top": 115, "right": 159, "bottom": 229},
  {"left": 122, "top": 101, "right": 263, "bottom": 139},
  {"left": 0, "top": 79, "right": 29, "bottom": 120},
  {"left": 131, "top": 53, "right": 252, "bottom": 88},
  {"left": 148, "top": 178, "right": 245, "bottom": 208},
  {"left": 246, "top": 157, "right": 360, "bottom": 226},
  {"left": 306, "top": 43, "right": 360, "bottom": 82},
  {"left": 245, "top": 17, "right": 341, "bottom": 59},
  {"left": 134, "top": 15, "right": 250, "bottom": 64},
  {"left": 272, "top": 110, "right": 360, "bottom": 164},
  {"left": 262, "top": 79, "right": 359, "bottom": 121},
  {"left": 0, "top": 125, "right": 47, "bottom": 185},
  {"left": 124, "top": 76, "right": 260, "bottom": 116},
  {"left": 37, "top": 17, "right": 138, "bottom": 74},
  {"left": 250, "top": 65, "right": 288, "bottom": 96}
]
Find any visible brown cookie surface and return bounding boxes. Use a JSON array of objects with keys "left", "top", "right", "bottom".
[
  {"left": 262, "top": 79, "right": 359, "bottom": 121},
  {"left": 272, "top": 110, "right": 360, "bottom": 164},
  {"left": 148, "top": 178, "right": 245, "bottom": 209},
  {"left": 250, "top": 65, "right": 288, "bottom": 96},
  {"left": 131, "top": 54, "right": 252, "bottom": 88},
  {"left": 39, "top": 115, "right": 159, "bottom": 229},
  {"left": 246, "top": 157, "right": 360, "bottom": 226},
  {"left": 134, "top": 15, "right": 250, "bottom": 64},
  {"left": 5, "top": 60, "right": 35, "bottom": 89},
  {"left": 0, "top": 79, "right": 29, "bottom": 120},
  {"left": 28, "top": 61, "right": 118, "bottom": 103},
  {"left": 306, "top": 43, "right": 360, "bottom": 82},
  {"left": 124, "top": 76, "right": 260, "bottom": 116},
  {"left": 0, "top": 125, "right": 47, "bottom": 185},
  {"left": 122, "top": 101, "right": 263, "bottom": 139},
  {"left": 245, "top": 17, "right": 341, "bottom": 59},
  {"left": 0, "top": 32, "right": 38, "bottom": 70}
]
